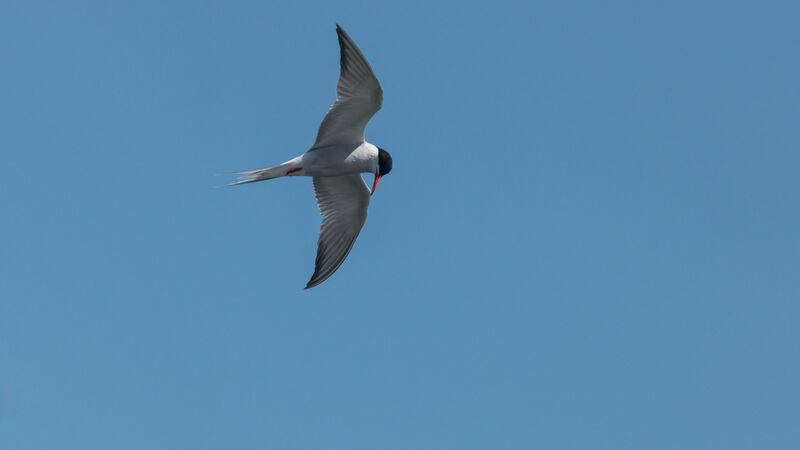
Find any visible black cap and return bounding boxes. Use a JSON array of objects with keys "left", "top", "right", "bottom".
[{"left": 378, "top": 148, "right": 393, "bottom": 177}]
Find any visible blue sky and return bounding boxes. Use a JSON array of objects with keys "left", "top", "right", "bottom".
[{"left": 1, "top": 1, "right": 799, "bottom": 448}]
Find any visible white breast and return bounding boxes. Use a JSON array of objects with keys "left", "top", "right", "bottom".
[{"left": 301, "top": 142, "right": 379, "bottom": 177}]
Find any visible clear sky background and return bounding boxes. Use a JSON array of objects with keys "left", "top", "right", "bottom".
[{"left": 1, "top": 1, "right": 799, "bottom": 449}]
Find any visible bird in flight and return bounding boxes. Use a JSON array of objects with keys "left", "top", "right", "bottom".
[{"left": 231, "top": 25, "right": 392, "bottom": 289}]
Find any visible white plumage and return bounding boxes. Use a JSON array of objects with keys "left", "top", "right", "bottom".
[{"left": 231, "top": 25, "right": 392, "bottom": 289}]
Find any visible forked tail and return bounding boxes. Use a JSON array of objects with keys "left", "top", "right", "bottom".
[{"left": 228, "top": 158, "right": 299, "bottom": 186}]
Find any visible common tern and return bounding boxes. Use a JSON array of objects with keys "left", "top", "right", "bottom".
[{"left": 231, "top": 25, "right": 392, "bottom": 289}]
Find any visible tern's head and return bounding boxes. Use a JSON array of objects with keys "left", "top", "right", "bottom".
[{"left": 371, "top": 147, "right": 392, "bottom": 195}]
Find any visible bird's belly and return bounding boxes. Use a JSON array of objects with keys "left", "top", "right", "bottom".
[{"left": 301, "top": 144, "right": 375, "bottom": 176}]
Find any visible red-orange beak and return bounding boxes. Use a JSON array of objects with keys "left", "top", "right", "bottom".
[{"left": 371, "top": 172, "right": 381, "bottom": 195}]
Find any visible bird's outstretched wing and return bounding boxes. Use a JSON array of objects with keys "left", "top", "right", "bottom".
[
  {"left": 311, "top": 25, "right": 383, "bottom": 149},
  {"left": 306, "top": 174, "right": 370, "bottom": 288}
]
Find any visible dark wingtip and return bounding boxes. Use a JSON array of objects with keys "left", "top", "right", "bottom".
[{"left": 305, "top": 273, "right": 321, "bottom": 289}]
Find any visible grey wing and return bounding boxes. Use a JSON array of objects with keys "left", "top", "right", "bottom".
[
  {"left": 305, "top": 174, "right": 371, "bottom": 289},
  {"left": 311, "top": 25, "right": 383, "bottom": 148}
]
